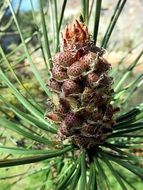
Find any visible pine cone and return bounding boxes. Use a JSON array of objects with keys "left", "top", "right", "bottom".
[{"left": 46, "top": 19, "right": 116, "bottom": 149}]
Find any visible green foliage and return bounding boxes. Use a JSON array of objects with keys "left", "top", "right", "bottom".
[{"left": 0, "top": 0, "right": 143, "bottom": 189}]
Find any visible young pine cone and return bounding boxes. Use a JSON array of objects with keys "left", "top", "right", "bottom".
[{"left": 47, "top": 19, "right": 116, "bottom": 149}]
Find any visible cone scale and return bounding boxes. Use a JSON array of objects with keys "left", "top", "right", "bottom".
[{"left": 47, "top": 20, "right": 115, "bottom": 149}]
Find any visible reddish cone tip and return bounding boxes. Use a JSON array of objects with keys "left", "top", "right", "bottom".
[{"left": 62, "top": 19, "right": 89, "bottom": 50}]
